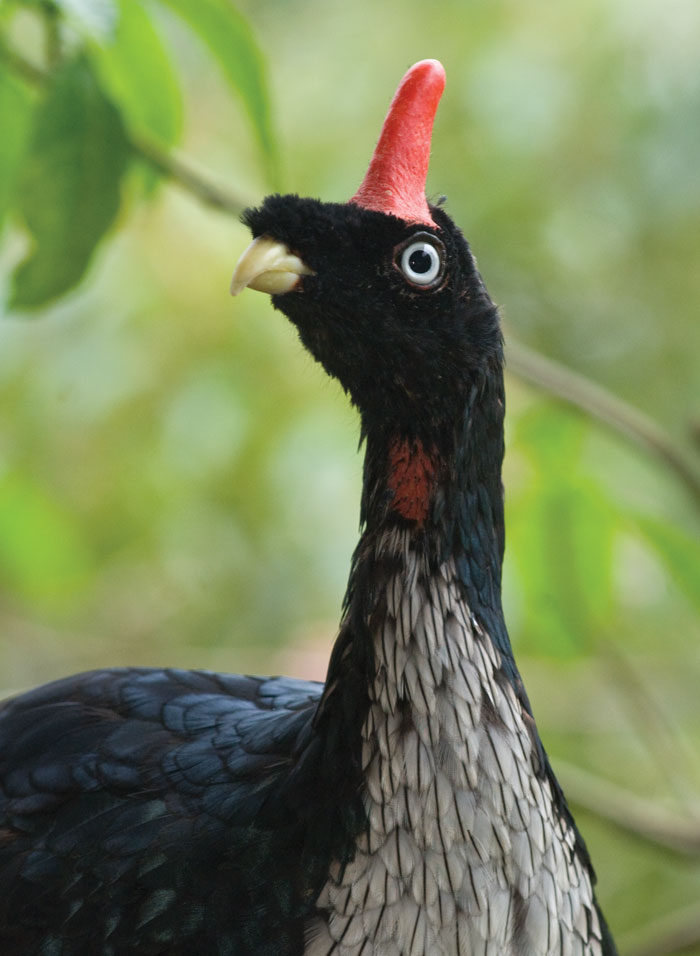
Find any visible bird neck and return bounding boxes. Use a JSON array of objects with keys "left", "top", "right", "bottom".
[
  {"left": 321, "top": 365, "right": 509, "bottom": 717},
  {"left": 358, "top": 365, "right": 506, "bottom": 608}
]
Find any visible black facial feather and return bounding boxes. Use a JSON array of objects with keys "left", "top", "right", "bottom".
[{"left": 242, "top": 196, "right": 502, "bottom": 445}]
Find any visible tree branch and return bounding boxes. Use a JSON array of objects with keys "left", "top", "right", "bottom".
[
  {"left": 600, "top": 645, "right": 700, "bottom": 821},
  {"left": 555, "top": 759, "right": 700, "bottom": 857},
  {"left": 0, "top": 38, "right": 45, "bottom": 85},
  {"left": 506, "top": 339, "right": 700, "bottom": 509},
  {"left": 40, "top": 1, "right": 62, "bottom": 71},
  {"left": 622, "top": 902, "right": 700, "bottom": 956},
  {"left": 128, "top": 135, "right": 248, "bottom": 218}
]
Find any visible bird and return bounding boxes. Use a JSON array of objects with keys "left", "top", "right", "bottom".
[{"left": 0, "top": 60, "right": 617, "bottom": 956}]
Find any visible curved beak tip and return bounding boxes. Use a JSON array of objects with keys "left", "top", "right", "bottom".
[{"left": 230, "top": 236, "right": 314, "bottom": 298}]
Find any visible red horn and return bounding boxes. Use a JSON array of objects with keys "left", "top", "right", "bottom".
[{"left": 350, "top": 60, "right": 446, "bottom": 227}]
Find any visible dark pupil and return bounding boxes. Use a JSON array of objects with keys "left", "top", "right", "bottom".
[{"left": 408, "top": 248, "right": 433, "bottom": 274}]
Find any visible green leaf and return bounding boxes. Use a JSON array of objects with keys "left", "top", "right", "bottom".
[
  {"left": 632, "top": 514, "right": 700, "bottom": 613},
  {"left": 157, "top": 0, "right": 278, "bottom": 185},
  {"left": 0, "top": 473, "right": 91, "bottom": 609},
  {"left": 88, "top": 0, "right": 182, "bottom": 147},
  {"left": 510, "top": 404, "right": 616, "bottom": 656},
  {"left": 515, "top": 401, "right": 586, "bottom": 474},
  {"left": 10, "top": 57, "right": 130, "bottom": 309},
  {"left": 0, "top": 69, "right": 35, "bottom": 229},
  {"left": 510, "top": 476, "right": 616, "bottom": 657}
]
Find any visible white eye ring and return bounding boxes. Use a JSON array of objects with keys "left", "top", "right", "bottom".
[{"left": 397, "top": 236, "right": 445, "bottom": 287}]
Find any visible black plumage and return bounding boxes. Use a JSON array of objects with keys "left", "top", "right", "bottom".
[
  {"left": 0, "top": 60, "right": 617, "bottom": 955},
  {"left": 0, "top": 670, "right": 363, "bottom": 954}
]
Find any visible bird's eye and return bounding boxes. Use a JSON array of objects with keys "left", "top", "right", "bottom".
[{"left": 396, "top": 233, "right": 446, "bottom": 289}]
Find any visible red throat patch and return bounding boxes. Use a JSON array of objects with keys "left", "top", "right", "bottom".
[
  {"left": 387, "top": 438, "right": 438, "bottom": 524},
  {"left": 349, "top": 60, "right": 446, "bottom": 227}
]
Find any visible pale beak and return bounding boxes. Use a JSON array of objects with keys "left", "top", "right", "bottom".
[{"left": 230, "top": 236, "right": 315, "bottom": 296}]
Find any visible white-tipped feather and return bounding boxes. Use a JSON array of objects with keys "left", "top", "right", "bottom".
[{"left": 305, "top": 531, "right": 604, "bottom": 956}]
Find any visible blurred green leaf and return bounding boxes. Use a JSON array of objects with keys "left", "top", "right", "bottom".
[
  {"left": 515, "top": 401, "right": 586, "bottom": 471},
  {"left": 157, "top": 0, "right": 278, "bottom": 185},
  {"left": 511, "top": 405, "right": 616, "bottom": 656},
  {"left": 511, "top": 477, "right": 617, "bottom": 656},
  {"left": 0, "top": 474, "right": 92, "bottom": 608},
  {"left": 0, "top": 69, "right": 34, "bottom": 229},
  {"left": 10, "top": 56, "right": 129, "bottom": 309},
  {"left": 88, "top": 0, "right": 182, "bottom": 147},
  {"left": 633, "top": 514, "right": 700, "bottom": 613}
]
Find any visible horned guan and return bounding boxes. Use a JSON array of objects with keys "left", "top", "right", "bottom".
[{"left": 0, "top": 61, "right": 616, "bottom": 955}]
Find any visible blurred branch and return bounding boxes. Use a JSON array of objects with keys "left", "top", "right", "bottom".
[
  {"left": 691, "top": 417, "right": 700, "bottom": 450},
  {"left": 622, "top": 903, "right": 700, "bottom": 956},
  {"left": 602, "top": 646, "right": 700, "bottom": 822},
  {"left": 557, "top": 759, "right": 700, "bottom": 857},
  {"left": 0, "top": 38, "right": 45, "bottom": 84},
  {"left": 507, "top": 340, "right": 700, "bottom": 509},
  {"left": 128, "top": 135, "right": 249, "bottom": 217},
  {"left": 0, "top": 40, "right": 249, "bottom": 218},
  {"left": 40, "top": 1, "right": 61, "bottom": 70}
]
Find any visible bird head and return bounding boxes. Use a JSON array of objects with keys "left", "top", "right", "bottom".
[{"left": 231, "top": 61, "right": 502, "bottom": 449}]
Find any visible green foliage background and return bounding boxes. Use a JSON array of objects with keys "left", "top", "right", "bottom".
[{"left": 1, "top": 0, "right": 699, "bottom": 951}]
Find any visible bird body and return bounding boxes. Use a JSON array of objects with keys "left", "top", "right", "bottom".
[
  {"left": 0, "top": 61, "right": 617, "bottom": 955},
  {"left": 0, "top": 669, "right": 330, "bottom": 954}
]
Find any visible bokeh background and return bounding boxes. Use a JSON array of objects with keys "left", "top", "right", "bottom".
[{"left": 1, "top": 0, "right": 699, "bottom": 951}]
